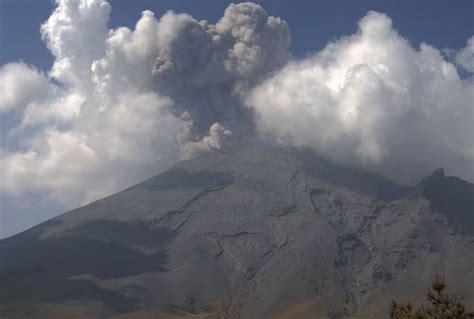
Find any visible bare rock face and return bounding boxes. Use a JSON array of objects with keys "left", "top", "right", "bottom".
[{"left": 1, "top": 146, "right": 473, "bottom": 319}]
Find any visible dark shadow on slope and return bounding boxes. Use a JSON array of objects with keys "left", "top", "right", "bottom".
[
  {"left": 0, "top": 220, "right": 175, "bottom": 311},
  {"left": 70, "top": 219, "right": 174, "bottom": 249},
  {"left": 419, "top": 168, "right": 474, "bottom": 232},
  {"left": 298, "top": 148, "right": 408, "bottom": 201},
  {"left": 131, "top": 167, "right": 234, "bottom": 191}
]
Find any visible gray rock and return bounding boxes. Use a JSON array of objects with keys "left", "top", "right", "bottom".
[{"left": 0, "top": 145, "right": 473, "bottom": 318}]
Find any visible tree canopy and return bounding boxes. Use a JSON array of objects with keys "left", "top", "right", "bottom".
[{"left": 390, "top": 275, "right": 474, "bottom": 319}]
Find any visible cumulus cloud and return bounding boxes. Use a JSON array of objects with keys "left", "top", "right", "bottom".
[
  {"left": 248, "top": 11, "right": 474, "bottom": 184},
  {"left": 457, "top": 36, "right": 474, "bottom": 72},
  {"left": 41, "top": 0, "right": 111, "bottom": 89},
  {"left": 0, "top": 0, "right": 290, "bottom": 237},
  {"left": 1, "top": 1, "right": 473, "bottom": 238},
  {"left": 0, "top": 63, "right": 52, "bottom": 114}
]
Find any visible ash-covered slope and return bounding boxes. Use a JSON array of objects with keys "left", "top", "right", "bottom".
[{"left": 1, "top": 146, "right": 473, "bottom": 319}]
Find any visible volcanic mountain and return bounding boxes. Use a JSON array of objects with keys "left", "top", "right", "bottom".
[{"left": 1, "top": 146, "right": 473, "bottom": 318}]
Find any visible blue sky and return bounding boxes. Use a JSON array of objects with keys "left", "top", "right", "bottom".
[
  {"left": 0, "top": 0, "right": 473, "bottom": 239},
  {"left": 1, "top": 0, "right": 473, "bottom": 72}
]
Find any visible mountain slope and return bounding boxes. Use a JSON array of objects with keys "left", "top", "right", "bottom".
[{"left": 1, "top": 146, "right": 473, "bottom": 318}]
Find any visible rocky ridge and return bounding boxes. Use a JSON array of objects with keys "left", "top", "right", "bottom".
[{"left": 0, "top": 146, "right": 473, "bottom": 318}]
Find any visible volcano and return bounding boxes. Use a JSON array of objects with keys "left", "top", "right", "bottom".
[{"left": 1, "top": 146, "right": 473, "bottom": 318}]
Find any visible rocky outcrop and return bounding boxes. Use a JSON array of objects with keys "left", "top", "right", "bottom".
[{"left": 1, "top": 146, "right": 473, "bottom": 318}]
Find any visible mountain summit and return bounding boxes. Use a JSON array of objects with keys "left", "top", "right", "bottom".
[{"left": 1, "top": 146, "right": 473, "bottom": 318}]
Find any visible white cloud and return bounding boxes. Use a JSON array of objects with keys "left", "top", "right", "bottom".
[
  {"left": 248, "top": 11, "right": 474, "bottom": 184},
  {"left": 1, "top": 92, "right": 188, "bottom": 206},
  {"left": 0, "top": 63, "right": 53, "bottom": 114},
  {"left": 41, "top": 0, "right": 111, "bottom": 89},
  {"left": 0, "top": 0, "right": 291, "bottom": 237},
  {"left": 0, "top": 2, "right": 473, "bottom": 238},
  {"left": 457, "top": 36, "right": 474, "bottom": 72}
]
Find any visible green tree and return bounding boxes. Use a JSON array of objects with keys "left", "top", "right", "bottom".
[{"left": 390, "top": 275, "right": 474, "bottom": 319}]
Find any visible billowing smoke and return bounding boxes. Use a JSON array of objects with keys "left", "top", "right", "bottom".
[
  {"left": 248, "top": 12, "right": 474, "bottom": 184},
  {"left": 0, "top": 1, "right": 473, "bottom": 237},
  {"left": 0, "top": 0, "right": 290, "bottom": 237}
]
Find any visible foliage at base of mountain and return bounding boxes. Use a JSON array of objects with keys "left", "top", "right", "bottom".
[{"left": 390, "top": 275, "right": 474, "bottom": 319}]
